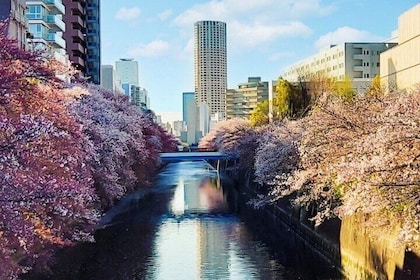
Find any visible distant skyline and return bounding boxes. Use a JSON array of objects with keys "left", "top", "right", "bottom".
[{"left": 101, "top": 1, "right": 419, "bottom": 123}]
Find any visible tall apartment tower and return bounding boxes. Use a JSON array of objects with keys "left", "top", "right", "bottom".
[
  {"left": 194, "top": 20, "right": 227, "bottom": 119},
  {"left": 62, "top": 0, "right": 100, "bottom": 84},
  {"left": 62, "top": 0, "right": 86, "bottom": 77},
  {"left": 0, "top": 0, "right": 27, "bottom": 49}
]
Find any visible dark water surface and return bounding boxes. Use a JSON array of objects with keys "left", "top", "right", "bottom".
[{"left": 26, "top": 161, "right": 341, "bottom": 280}]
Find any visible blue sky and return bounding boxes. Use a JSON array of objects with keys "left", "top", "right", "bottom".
[{"left": 100, "top": 0, "right": 419, "bottom": 123}]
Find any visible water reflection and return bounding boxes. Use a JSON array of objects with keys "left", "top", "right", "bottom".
[
  {"left": 24, "top": 160, "right": 333, "bottom": 279},
  {"left": 146, "top": 161, "right": 288, "bottom": 280}
]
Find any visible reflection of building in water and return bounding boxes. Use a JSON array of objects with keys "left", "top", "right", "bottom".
[
  {"left": 177, "top": 176, "right": 226, "bottom": 214},
  {"left": 197, "top": 220, "right": 231, "bottom": 279},
  {"left": 169, "top": 171, "right": 231, "bottom": 278},
  {"left": 184, "top": 179, "right": 201, "bottom": 212}
]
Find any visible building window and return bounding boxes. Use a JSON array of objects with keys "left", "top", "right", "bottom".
[
  {"left": 28, "top": 23, "right": 47, "bottom": 39},
  {"left": 27, "top": 5, "right": 44, "bottom": 20}
]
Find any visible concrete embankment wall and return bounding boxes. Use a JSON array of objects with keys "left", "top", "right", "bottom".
[{"left": 214, "top": 160, "right": 420, "bottom": 280}]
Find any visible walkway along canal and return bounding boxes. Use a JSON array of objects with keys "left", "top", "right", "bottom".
[{"left": 25, "top": 160, "right": 342, "bottom": 280}]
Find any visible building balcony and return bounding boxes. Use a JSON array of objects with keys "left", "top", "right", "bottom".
[
  {"left": 69, "top": 55, "right": 85, "bottom": 68},
  {"left": 69, "top": 2, "right": 85, "bottom": 15},
  {"left": 69, "top": 42, "right": 85, "bottom": 54},
  {"left": 73, "top": 16, "right": 85, "bottom": 28},
  {"left": 353, "top": 66, "right": 364, "bottom": 72},
  {"left": 44, "top": 15, "right": 65, "bottom": 32},
  {"left": 69, "top": 28, "right": 85, "bottom": 40},
  {"left": 353, "top": 54, "right": 364, "bottom": 60},
  {"left": 43, "top": 0, "right": 65, "bottom": 15},
  {"left": 45, "top": 33, "right": 65, "bottom": 49}
]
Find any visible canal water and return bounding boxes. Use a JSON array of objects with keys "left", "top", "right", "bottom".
[{"left": 27, "top": 160, "right": 342, "bottom": 280}]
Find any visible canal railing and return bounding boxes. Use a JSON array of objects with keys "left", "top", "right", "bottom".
[{"left": 159, "top": 151, "right": 236, "bottom": 162}]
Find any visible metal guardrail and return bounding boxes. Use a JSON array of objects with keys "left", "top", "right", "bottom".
[{"left": 159, "top": 151, "right": 235, "bottom": 162}]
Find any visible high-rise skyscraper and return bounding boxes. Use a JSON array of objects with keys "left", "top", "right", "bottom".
[
  {"left": 194, "top": 20, "right": 227, "bottom": 119},
  {"left": 85, "top": 0, "right": 100, "bottom": 84}
]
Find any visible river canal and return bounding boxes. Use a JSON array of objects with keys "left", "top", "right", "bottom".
[{"left": 27, "top": 160, "right": 342, "bottom": 280}]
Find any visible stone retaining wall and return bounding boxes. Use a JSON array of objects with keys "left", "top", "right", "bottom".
[{"left": 216, "top": 161, "right": 420, "bottom": 280}]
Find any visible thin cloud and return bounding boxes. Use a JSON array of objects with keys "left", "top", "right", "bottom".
[
  {"left": 229, "top": 20, "right": 312, "bottom": 48},
  {"left": 172, "top": 0, "right": 331, "bottom": 51},
  {"left": 158, "top": 9, "right": 173, "bottom": 21},
  {"left": 268, "top": 51, "right": 295, "bottom": 62},
  {"left": 115, "top": 7, "right": 141, "bottom": 21},
  {"left": 173, "top": 0, "right": 334, "bottom": 27},
  {"left": 128, "top": 40, "right": 170, "bottom": 58},
  {"left": 315, "top": 26, "right": 384, "bottom": 50}
]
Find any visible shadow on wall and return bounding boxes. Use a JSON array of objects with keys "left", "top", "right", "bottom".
[
  {"left": 394, "top": 251, "right": 420, "bottom": 279},
  {"left": 339, "top": 213, "right": 420, "bottom": 280},
  {"left": 387, "top": 57, "right": 398, "bottom": 91}
]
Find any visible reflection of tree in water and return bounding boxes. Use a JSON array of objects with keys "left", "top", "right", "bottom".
[
  {"left": 24, "top": 161, "right": 341, "bottom": 280},
  {"left": 198, "top": 177, "right": 229, "bottom": 212}
]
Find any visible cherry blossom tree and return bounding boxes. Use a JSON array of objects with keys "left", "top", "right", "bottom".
[
  {"left": 279, "top": 91, "right": 419, "bottom": 249},
  {"left": 253, "top": 121, "right": 302, "bottom": 194},
  {"left": 199, "top": 118, "right": 251, "bottom": 157},
  {"left": 0, "top": 23, "right": 99, "bottom": 278},
  {"left": 68, "top": 84, "right": 178, "bottom": 209},
  {"left": 203, "top": 84, "right": 419, "bottom": 250},
  {"left": 1, "top": 18, "right": 179, "bottom": 278}
]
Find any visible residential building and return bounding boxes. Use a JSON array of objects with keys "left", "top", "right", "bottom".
[
  {"left": 26, "top": 0, "right": 66, "bottom": 60},
  {"left": 62, "top": 0, "right": 100, "bottom": 83},
  {"left": 380, "top": 3, "right": 420, "bottom": 91},
  {"left": 0, "top": 0, "right": 27, "bottom": 49},
  {"left": 115, "top": 58, "right": 139, "bottom": 86},
  {"left": 194, "top": 20, "right": 227, "bottom": 119},
  {"left": 62, "top": 0, "right": 86, "bottom": 78},
  {"left": 282, "top": 42, "right": 396, "bottom": 93},
  {"left": 226, "top": 77, "right": 269, "bottom": 120}
]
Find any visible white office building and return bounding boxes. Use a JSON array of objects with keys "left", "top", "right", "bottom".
[
  {"left": 115, "top": 58, "right": 139, "bottom": 86},
  {"left": 282, "top": 42, "right": 396, "bottom": 93}
]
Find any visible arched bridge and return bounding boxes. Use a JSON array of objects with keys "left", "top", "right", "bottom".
[{"left": 159, "top": 151, "right": 235, "bottom": 162}]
